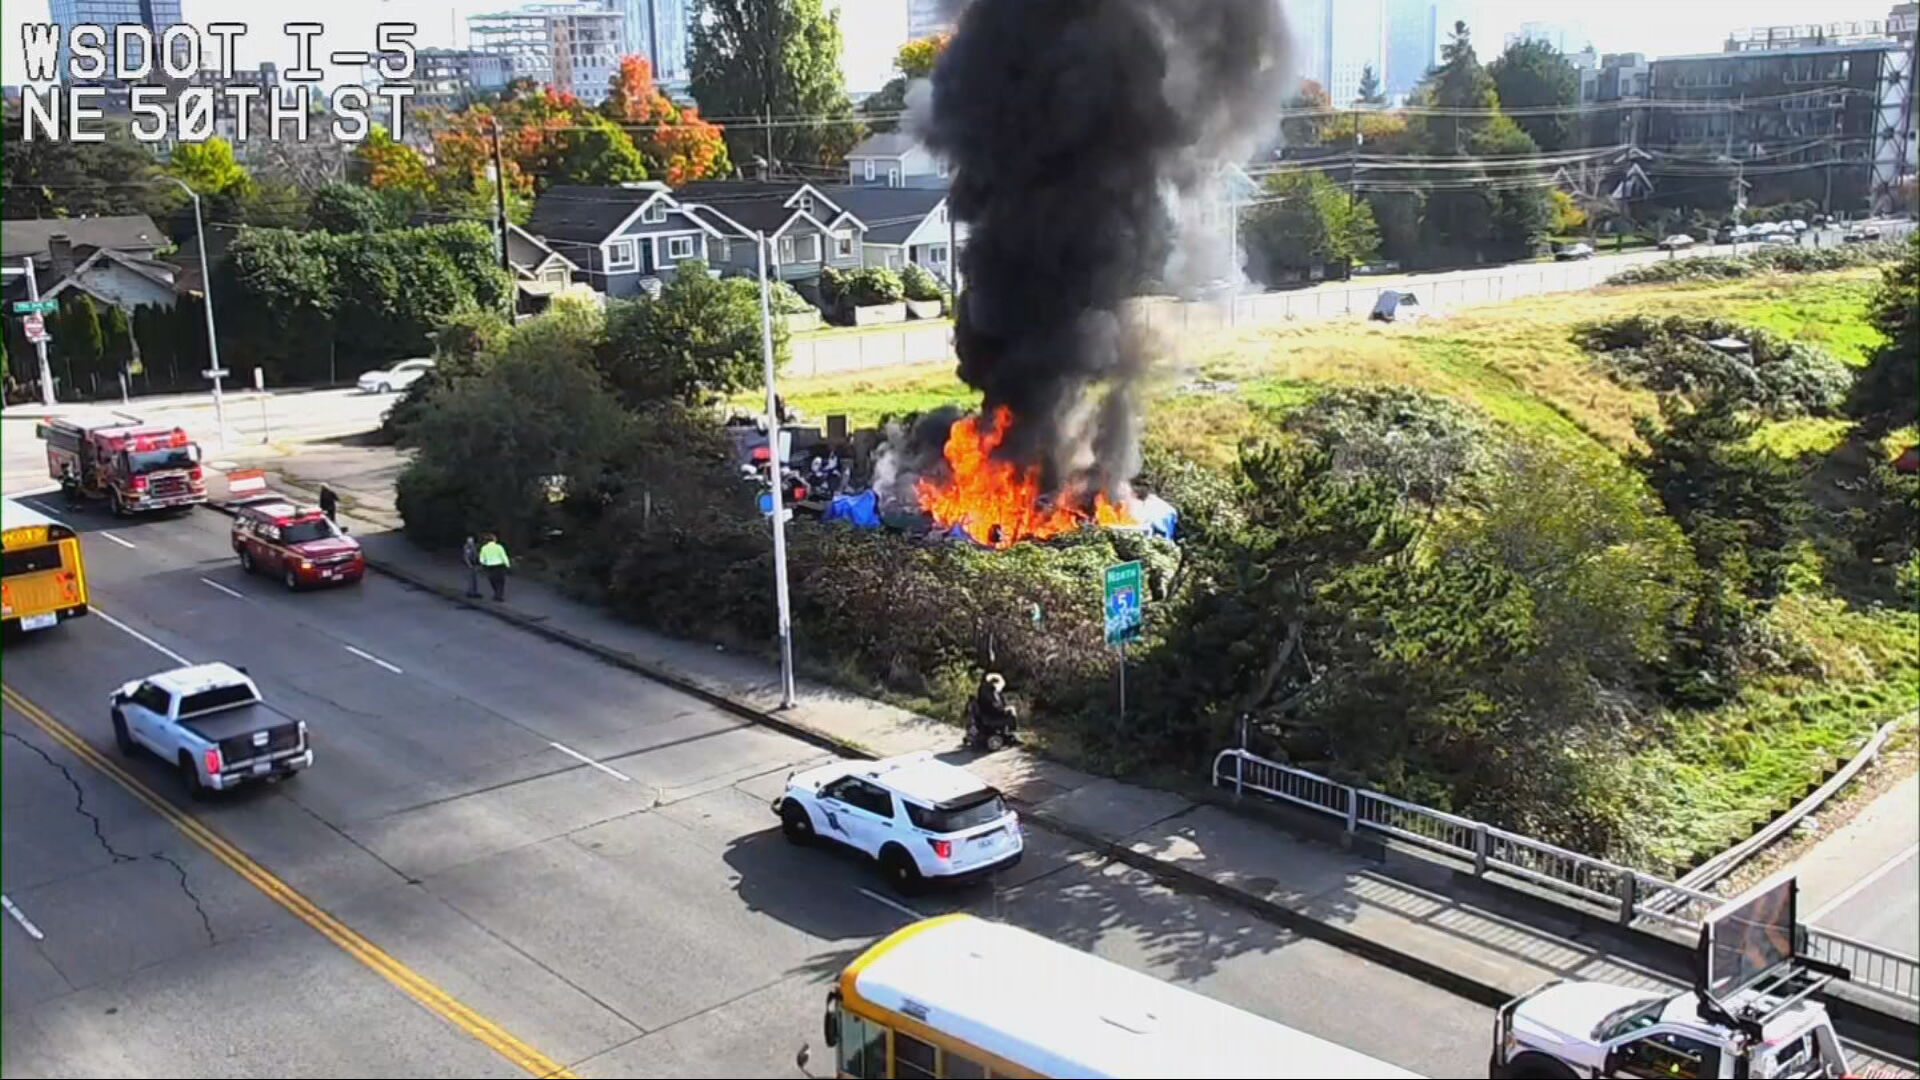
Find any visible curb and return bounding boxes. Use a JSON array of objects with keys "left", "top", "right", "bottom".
[{"left": 196, "top": 495, "right": 1517, "bottom": 1009}]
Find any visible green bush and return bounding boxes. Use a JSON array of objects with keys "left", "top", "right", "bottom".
[
  {"left": 840, "top": 266, "right": 905, "bottom": 307},
  {"left": 597, "top": 260, "right": 785, "bottom": 407},
  {"left": 769, "top": 279, "right": 815, "bottom": 315},
  {"left": 1575, "top": 315, "right": 1853, "bottom": 416},
  {"left": 899, "top": 262, "right": 945, "bottom": 303}
]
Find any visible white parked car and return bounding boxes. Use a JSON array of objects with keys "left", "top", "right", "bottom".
[
  {"left": 1789, "top": 218, "right": 1809, "bottom": 232},
  {"left": 357, "top": 358, "right": 435, "bottom": 394},
  {"left": 1553, "top": 242, "right": 1594, "bottom": 261},
  {"left": 774, "top": 752, "right": 1023, "bottom": 893},
  {"left": 1762, "top": 232, "right": 1796, "bottom": 245},
  {"left": 1657, "top": 233, "right": 1696, "bottom": 250}
]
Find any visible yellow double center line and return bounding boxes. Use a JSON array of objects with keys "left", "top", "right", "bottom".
[{"left": 1, "top": 683, "right": 578, "bottom": 1079}]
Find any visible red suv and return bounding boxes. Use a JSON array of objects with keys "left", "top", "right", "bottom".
[{"left": 231, "top": 500, "right": 365, "bottom": 590}]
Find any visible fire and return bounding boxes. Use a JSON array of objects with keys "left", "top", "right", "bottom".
[{"left": 916, "top": 406, "right": 1134, "bottom": 548}]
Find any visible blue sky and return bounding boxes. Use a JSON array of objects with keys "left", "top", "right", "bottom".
[{"left": 2, "top": 0, "right": 1895, "bottom": 94}]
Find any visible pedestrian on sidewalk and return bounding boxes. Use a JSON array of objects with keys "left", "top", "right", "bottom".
[
  {"left": 461, "top": 534, "right": 482, "bottom": 598},
  {"left": 477, "top": 532, "right": 511, "bottom": 601},
  {"left": 319, "top": 484, "right": 339, "bottom": 523}
]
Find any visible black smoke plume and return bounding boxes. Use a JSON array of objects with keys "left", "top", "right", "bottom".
[{"left": 919, "top": 0, "right": 1291, "bottom": 494}]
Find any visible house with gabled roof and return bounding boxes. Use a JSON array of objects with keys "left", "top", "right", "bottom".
[
  {"left": 504, "top": 223, "right": 581, "bottom": 311},
  {"left": 525, "top": 182, "right": 729, "bottom": 298},
  {"left": 813, "top": 184, "right": 965, "bottom": 283},
  {"left": 1, "top": 216, "right": 180, "bottom": 313},
  {"left": 672, "top": 180, "right": 868, "bottom": 286},
  {"left": 845, "top": 131, "right": 949, "bottom": 189}
]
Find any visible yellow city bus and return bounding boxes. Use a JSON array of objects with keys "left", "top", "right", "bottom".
[
  {"left": 2, "top": 497, "right": 90, "bottom": 633},
  {"left": 822, "top": 914, "right": 1426, "bottom": 1079}
]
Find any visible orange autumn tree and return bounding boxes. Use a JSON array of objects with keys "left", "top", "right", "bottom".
[
  {"left": 352, "top": 125, "right": 432, "bottom": 196},
  {"left": 603, "top": 55, "right": 731, "bottom": 184},
  {"left": 427, "top": 85, "right": 648, "bottom": 219}
]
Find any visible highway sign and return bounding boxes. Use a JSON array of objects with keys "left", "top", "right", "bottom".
[
  {"left": 12, "top": 299, "right": 56, "bottom": 315},
  {"left": 1103, "top": 560, "right": 1143, "bottom": 646},
  {"left": 22, "top": 313, "right": 49, "bottom": 343}
]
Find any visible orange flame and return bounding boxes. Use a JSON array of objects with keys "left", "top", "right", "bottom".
[{"left": 915, "top": 406, "right": 1134, "bottom": 548}]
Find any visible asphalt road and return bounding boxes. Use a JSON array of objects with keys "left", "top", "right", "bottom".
[
  {"left": 1, "top": 502, "right": 1492, "bottom": 1078},
  {"left": 1795, "top": 777, "right": 1920, "bottom": 956}
]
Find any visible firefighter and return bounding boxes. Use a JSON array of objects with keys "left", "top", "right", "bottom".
[
  {"left": 319, "top": 484, "right": 339, "bottom": 523},
  {"left": 477, "top": 532, "right": 511, "bottom": 601}
]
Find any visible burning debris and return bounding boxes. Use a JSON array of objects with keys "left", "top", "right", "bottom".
[{"left": 891, "top": 0, "right": 1290, "bottom": 545}]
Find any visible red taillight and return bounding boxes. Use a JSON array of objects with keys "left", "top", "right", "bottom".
[
  {"left": 204, "top": 747, "right": 223, "bottom": 775},
  {"left": 792, "top": 484, "right": 809, "bottom": 502},
  {"left": 56, "top": 571, "right": 78, "bottom": 602},
  {"left": 928, "top": 838, "right": 952, "bottom": 860},
  {"left": 190, "top": 466, "right": 203, "bottom": 481}
]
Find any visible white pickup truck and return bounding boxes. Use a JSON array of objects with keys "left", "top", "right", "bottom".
[{"left": 109, "top": 662, "right": 312, "bottom": 797}]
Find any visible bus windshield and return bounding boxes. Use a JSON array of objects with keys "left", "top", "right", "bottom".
[{"left": 129, "top": 446, "right": 197, "bottom": 474}]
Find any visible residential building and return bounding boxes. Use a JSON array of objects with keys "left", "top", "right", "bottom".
[
  {"left": 1506, "top": 20, "right": 1592, "bottom": 55},
  {"left": 413, "top": 49, "right": 512, "bottom": 111},
  {"left": 1647, "top": 22, "right": 1917, "bottom": 214},
  {"left": 1328, "top": 0, "right": 1388, "bottom": 106},
  {"left": 1893, "top": 3, "right": 1917, "bottom": 45},
  {"left": 611, "top": 0, "right": 694, "bottom": 90},
  {"left": 1580, "top": 52, "right": 1649, "bottom": 148},
  {"left": 1, "top": 216, "right": 178, "bottom": 313},
  {"left": 49, "top": 0, "right": 186, "bottom": 81},
  {"left": 814, "top": 185, "right": 963, "bottom": 281},
  {"left": 908, "top": 0, "right": 958, "bottom": 40},
  {"left": 525, "top": 182, "right": 722, "bottom": 297},
  {"left": 504, "top": 223, "right": 581, "bottom": 312},
  {"left": 844, "top": 131, "right": 949, "bottom": 188},
  {"left": 469, "top": 2, "right": 625, "bottom": 102},
  {"left": 672, "top": 181, "right": 867, "bottom": 286},
  {"left": 1384, "top": 0, "right": 1437, "bottom": 99}
]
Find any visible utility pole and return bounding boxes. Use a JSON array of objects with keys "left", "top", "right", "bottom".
[
  {"left": 21, "top": 257, "right": 55, "bottom": 407},
  {"left": 490, "top": 119, "right": 511, "bottom": 277},
  {"left": 765, "top": 104, "right": 775, "bottom": 178},
  {"left": 1348, "top": 107, "right": 1362, "bottom": 281},
  {"left": 755, "top": 232, "right": 797, "bottom": 710},
  {"left": 164, "top": 178, "right": 227, "bottom": 450}
]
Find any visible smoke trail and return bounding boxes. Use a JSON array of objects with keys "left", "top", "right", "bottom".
[{"left": 922, "top": 0, "right": 1291, "bottom": 494}]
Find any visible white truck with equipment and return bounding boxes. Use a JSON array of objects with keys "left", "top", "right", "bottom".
[{"left": 1493, "top": 878, "right": 1860, "bottom": 1078}]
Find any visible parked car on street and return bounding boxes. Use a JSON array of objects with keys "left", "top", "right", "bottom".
[
  {"left": 1762, "top": 232, "right": 1796, "bottom": 245},
  {"left": 232, "top": 499, "right": 365, "bottom": 590},
  {"left": 356, "top": 358, "right": 434, "bottom": 394},
  {"left": 1657, "top": 233, "right": 1696, "bottom": 250},
  {"left": 774, "top": 751, "right": 1022, "bottom": 894},
  {"left": 110, "top": 662, "right": 313, "bottom": 797},
  {"left": 1553, "top": 242, "right": 1594, "bottom": 261}
]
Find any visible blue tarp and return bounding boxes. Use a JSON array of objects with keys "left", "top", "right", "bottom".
[{"left": 825, "top": 490, "right": 883, "bottom": 529}]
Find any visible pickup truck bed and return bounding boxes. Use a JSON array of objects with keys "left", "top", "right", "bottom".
[{"left": 180, "top": 702, "right": 292, "bottom": 742}]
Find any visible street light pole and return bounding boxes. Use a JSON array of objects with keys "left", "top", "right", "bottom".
[
  {"left": 756, "top": 232, "right": 798, "bottom": 710},
  {"left": 164, "top": 177, "right": 227, "bottom": 450},
  {"left": 21, "top": 256, "right": 55, "bottom": 406}
]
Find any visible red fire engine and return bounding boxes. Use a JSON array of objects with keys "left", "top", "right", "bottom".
[{"left": 37, "top": 416, "right": 208, "bottom": 516}]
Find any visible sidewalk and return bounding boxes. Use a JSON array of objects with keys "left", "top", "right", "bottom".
[{"left": 221, "top": 466, "right": 1919, "bottom": 1058}]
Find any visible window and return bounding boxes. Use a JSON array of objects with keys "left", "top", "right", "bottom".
[
  {"left": 798, "top": 194, "right": 814, "bottom": 215},
  {"left": 606, "top": 239, "right": 637, "bottom": 271},
  {"left": 131, "top": 683, "right": 172, "bottom": 715},
  {"left": 832, "top": 778, "right": 894, "bottom": 818},
  {"left": 717, "top": 239, "right": 732, "bottom": 262},
  {"left": 802, "top": 235, "right": 821, "bottom": 262},
  {"left": 779, "top": 235, "right": 797, "bottom": 263},
  {"left": 666, "top": 235, "right": 696, "bottom": 260},
  {"left": 835, "top": 230, "right": 855, "bottom": 258},
  {"left": 893, "top": 1031, "right": 937, "bottom": 1080},
  {"left": 904, "top": 791, "right": 1005, "bottom": 833},
  {"left": 942, "top": 1051, "right": 986, "bottom": 1079},
  {"left": 835, "top": 1010, "right": 887, "bottom": 1079},
  {"left": 281, "top": 518, "right": 341, "bottom": 545},
  {"left": 864, "top": 158, "right": 876, "bottom": 181},
  {"left": 179, "top": 684, "right": 257, "bottom": 717},
  {"left": 888, "top": 167, "right": 902, "bottom": 187},
  {"left": 2, "top": 546, "right": 63, "bottom": 577},
  {"left": 642, "top": 201, "right": 667, "bottom": 224}
]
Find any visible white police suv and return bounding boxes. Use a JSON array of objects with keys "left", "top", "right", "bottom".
[{"left": 773, "top": 752, "right": 1023, "bottom": 894}]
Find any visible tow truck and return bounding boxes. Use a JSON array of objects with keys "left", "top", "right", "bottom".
[
  {"left": 37, "top": 415, "right": 207, "bottom": 516},
  {"left": 1493, "top": 878, "right": 1861, "bottom": 1078}
]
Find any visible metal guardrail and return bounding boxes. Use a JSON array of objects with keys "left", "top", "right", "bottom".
[{"left": 1212, "top": 747, "right": 1920, "bottom": 1004}]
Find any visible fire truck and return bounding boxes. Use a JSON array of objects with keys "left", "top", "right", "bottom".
[{"left": 37, "top": 416, "right": 207, "bottom": 516}]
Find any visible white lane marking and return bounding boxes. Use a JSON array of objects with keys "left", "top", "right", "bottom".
[
  {"left": 343, "top": 645, "right": 404, "bottom": 675},
  {"left": 548, "top": 741, "right": 633, "bottom": 782},
  {"left": 21, "top": 501, "right": 70, "bottom": 527},
  {"left": 856, "top": 887, "right": 928, "bottom": 922},
  {"left": 1808, "top": 843, "right": 1920, "bottom": 922},
  {"left": 199, "top": 577, "right": 244, "bottom": 599},
  {"left": 0, "top": 894, "right": 45, "bottom": 941},
  {"left": 95, "top": 609, "right": 192, "bottom": 665},
  {"left": 99, "top": 531, "right": 137, "bottom": 549}
]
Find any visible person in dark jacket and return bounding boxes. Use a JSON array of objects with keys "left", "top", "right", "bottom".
[
  {"left": 318, "top": 484, "right": 339, "bottom": 522},
  {"left": 973, "top": 672, "right": 1018, "bottom": 743}
]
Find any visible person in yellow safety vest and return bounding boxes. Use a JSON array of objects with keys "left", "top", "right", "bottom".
[{"left": 477, "top": 533, "right": 511, "bottom": 601}]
